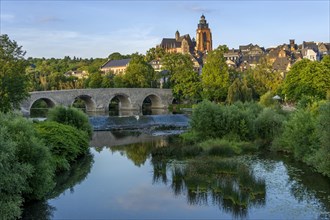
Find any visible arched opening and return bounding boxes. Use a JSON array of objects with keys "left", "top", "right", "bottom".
[
  {"left": 30, "top": 98, "right": 55, "bottom": 117},
  {"left": 108, "top": 94, "right": 131, "bottom": 116},
  {"left": 108, "top": 97, "right": 120, "bottom": 116},
  {"left": 72, "top": 95, "right": 96, "bottom": 112},
  {"left": 142, "top": 94, "right": 164, "bottom": 115},
  {"left": 171, "top": 98, "right": 179, "bottom": 114}
]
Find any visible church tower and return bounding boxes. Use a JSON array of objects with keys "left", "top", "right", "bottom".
[{"left": 196, "top": 15, "right": 212, "bottom": 53}]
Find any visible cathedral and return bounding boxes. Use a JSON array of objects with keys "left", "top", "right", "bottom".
[{"left": 158, "top": 15, "right": 213, "bottom": 55}]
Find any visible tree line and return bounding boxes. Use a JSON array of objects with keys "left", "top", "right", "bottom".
[{"left": 2, "top": 34, "right": 329, "bottom": 113}]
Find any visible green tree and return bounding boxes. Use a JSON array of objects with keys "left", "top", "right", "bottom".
[
  {"left": 165, "top": 53, "right": 201, "bottom": 101},
  {"left": 245, "top": 57, "right": 282, "bottom": 99},
  {"left": 145, "top": 47, "right": 165, "bottom": 62},
  {"left": 123, "top": 54, "right": 156, "bottom": 88},
  {"left": 282, "top": 58, "right": 330, "bottom": 102},
  {"left": 88, "top": 72, "right": 103, "bottom": 88},
  {"left": 102, "top": 72, "right": 115, "bottom": 88},
  {"left": 0, "top": 34, "right": 29, "bottom": 112},
  {"left": 227, "top": 78, "right": 252, "bottom": 104},
  {"left": 113, "top": 73, "right": 126, "bottom": 88},
  {"left": 201, "top": 45, "right": 230, "bottom": 102},
  {"left": 108, "top": 52, "right": 130, "bottom": 60}
]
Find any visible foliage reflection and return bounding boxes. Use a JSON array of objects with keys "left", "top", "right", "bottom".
[
  {"left": 152, "top": 155, "right": 266, "bottom": 218},
  {"left": 22, "top": 152, "right": 94, "bottom": 219}
]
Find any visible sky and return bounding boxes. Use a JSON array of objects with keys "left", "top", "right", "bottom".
[{"left": 1, "top": 0, "right": 329, "bottom": 58}]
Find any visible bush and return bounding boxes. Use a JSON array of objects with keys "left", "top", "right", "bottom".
[
  {"left": 310, "top": 102, "right": 330, "bottom": 177},
  {"left": 255, "top": 108, "right": 286, "bottom": 143},
  {"left": 272, "top": 108, "right": 317, "bottom": 159},
  {"left": 0, "top": 125, "right": 31, "bottom": 220},
  {"left": 48, "top": 106, "right": 93, "bottom": 138},
  {"left": 180, "top": 130, "right": 202, "bottom": 144},
  {"left": 35, "top": 121, "right": 89, "bottom": 172},
  {"left": 0, "top": 113, "right": 55, "bottom": 200},
  {"left": 259, "top": 91, "right": 277, "bottom": 108},
  {"left": 189, "top": 101, "right": 260, "bottom": 141},
  {"left": 199, "top": 139, "right": 241, "bottom": 156},
  {"left": 190, "top": 100, "right": 218, "bottom": 139},
  {"left": 198, "top": 138, "right": 258, "bottom": 157},
  {"left": 0, "top": 112, "right": 55, "bottom": 219}
]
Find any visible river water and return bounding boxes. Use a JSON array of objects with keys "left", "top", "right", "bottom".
[{"left": 22, "top": 127, "right": 330, "bottom": 219}]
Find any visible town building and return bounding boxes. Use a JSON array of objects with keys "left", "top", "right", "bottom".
[
  {"left": 64, "top": 70, "right": 88, "bottom": 79},
  {"left": 100, "top": 58, "right": 131, "bottom": 74}
]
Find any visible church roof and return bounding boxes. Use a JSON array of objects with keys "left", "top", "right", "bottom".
[{"left": 160, "top": 38, "right": 181, "bottom": 48}]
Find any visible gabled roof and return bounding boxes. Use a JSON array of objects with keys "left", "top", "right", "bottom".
[
  {"left": 241, "top": 55, "right": 263, "bottom": 64},
  {"left": 273, "top": 57, "right": 290, "bottom": 71},
  {"left": 101, "top": 58, "right": 131, "bottom": 69}
]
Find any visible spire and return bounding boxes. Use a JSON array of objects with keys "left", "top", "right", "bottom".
[
  {"left": 175, "top": 30, "right": 180, "bottom": 41},
  {"left": 198, "top": 14, "right": 208, "bottom": 28}
]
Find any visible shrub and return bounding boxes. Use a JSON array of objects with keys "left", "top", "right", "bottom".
[
  {"left": 310, "top": 101, "right": 330, "bottom": 177},
  {"left": 199, "top": 139, "right": 242, "bottom": 156},
  {"left": 48, "top": 106, "right": 93, "bottom": 138},
  {"left": 0, "top": 113, "right": 55, "bottom": 201},
  {"left": 198, "top": 138, "right": 257, "bottom": 156},
  {"left": 0, "top": 112, "right": 55, "bottom": 219},
  {"left": 180, "top": 130, "right": 202, "bottom": 144},
  {"left": 35, "top": 121, "right": 89, "bottom": 172},
  {"left": 0, "top": 125, "right": 32, "bottom": 220},
  {"left": 259, "top": 91, "right": 277, "bottom": 108},
  {"left": 190, "top": 100, "right": 219, "bottom": 139},
  {"left": 273, "top": 109, "right": 317, "bottom": 161},
  {"left": 255, "top": 108, "right": 286, "bottom": 143},
  {"left": 189, "top": 101, "right": 260, "bottom": 141}
]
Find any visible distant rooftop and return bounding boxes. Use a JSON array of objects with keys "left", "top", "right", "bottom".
[{"left": 101, "top": 58, "right": 131, "bottom": 69}]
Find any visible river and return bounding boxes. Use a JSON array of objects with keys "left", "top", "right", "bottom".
[{"left": 22, "top": 125, "right": 330, "bottom": 219}]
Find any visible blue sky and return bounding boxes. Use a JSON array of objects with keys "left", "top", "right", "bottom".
[{"left": 1, "top": 0, "right": 329, "bottom": 58}]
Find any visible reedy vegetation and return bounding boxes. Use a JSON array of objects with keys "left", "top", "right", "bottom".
[{"left": 183, "top": 100, "right": 330, "bottom": 177}]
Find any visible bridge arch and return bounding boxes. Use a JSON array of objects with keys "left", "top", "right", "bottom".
[
  {"left": 141, "top": 93, "right": 164, "bottom": 109},
  {"left": 30, "top": 97, "right": 56, "bottom": 110},
  {"left": 108, "top": 93, "right": 132, "bottom": 110},
  {"left": 71, "top": 95, "right": 96, "bottom": 112}
]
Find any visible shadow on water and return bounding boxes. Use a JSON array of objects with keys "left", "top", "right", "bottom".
[{"left": 21, "top": 152, "right": 94, "bottom": 220}]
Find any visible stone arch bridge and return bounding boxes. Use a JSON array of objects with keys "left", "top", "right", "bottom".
[{"left": 20, "top": 88, "right": 173, "bottom": 116}]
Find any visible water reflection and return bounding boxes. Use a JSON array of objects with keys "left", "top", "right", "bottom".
[
  {"left": 258, "top": 153, "right": 330, "bottom": 213},
  {"left": 22, "top": 131, "right": 330, "bottom": 219},
  {"left": 22, "top": 152, "right": 94, "bottom": 220},
  {"left": 151, "top": 155, "right": 266, "bottom": 219}
]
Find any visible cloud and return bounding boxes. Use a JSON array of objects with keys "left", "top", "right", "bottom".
[
  {"left": 113, "top": 184, "right": 191, "bottom": 212},
  {"left": 188, "top": 5, "right": 213, "bottom": 13},
  {"left": 37, "top": 16, "right": 63, "bottom": 24},
  {"left": 0, "top": 13, "right": 15, "bottom": 22},
  {"left": 3, "top": 26, "right": 161, "bottom": 58}
]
